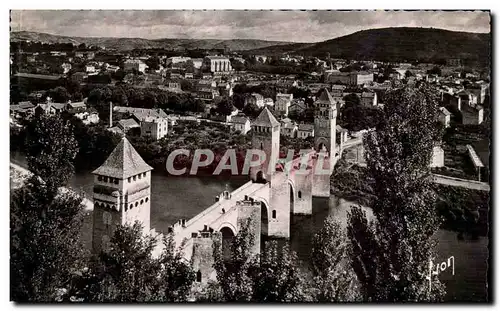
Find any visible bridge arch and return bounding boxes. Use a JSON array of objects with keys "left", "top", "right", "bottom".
[
  {"left": 219, "top": 224, "right": 236, "bottom": 261},
  {"left": 218, "top": 222, "right": 237, "bottom": 235},
  {"left": 315, "top": 137, "right": 330, "bottom": 153}
]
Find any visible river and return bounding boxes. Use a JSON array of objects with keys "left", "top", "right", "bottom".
[{"left": 10, "top": 152, "right": 488, "bottom": 302}]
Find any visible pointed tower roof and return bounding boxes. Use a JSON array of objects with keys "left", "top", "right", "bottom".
[
  {"left": 92, "top": 137, "right": 153, "bottom": 179},
  {"left": 252, "top": 107, "right": 280, "bottom": 127},
  {"left": 316, "top": 88, "right": 336, "bottom": 105}
]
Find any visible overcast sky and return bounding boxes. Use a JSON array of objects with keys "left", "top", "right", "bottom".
[{"left": 10, "top": 10, "right": 490, "bottom": 43}]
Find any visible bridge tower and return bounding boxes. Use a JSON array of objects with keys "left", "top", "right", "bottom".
[
  {"left": 250, "top": 107, "right": 280, "bottom": 182},
  {"left": 249, "top": 107, "right": 291, "bottom": 238},
  {"left": 313, "top": 88, "right": 338, "bottom": 197},
  {"left": 91, "top": 136, "right": 153, "bottom": 254}
]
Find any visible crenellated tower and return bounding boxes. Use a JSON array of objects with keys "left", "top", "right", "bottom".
[
  {"left": 314, "top": 88, "right": 338, "bottom": 160},
  {"left": 250, "top": 107, "right": 280, "bottom": 183},
  {"left": 312, "top": 89, "right": 338, "bottom": 197},
  {"left": 91, "top": 136, "right": 153, "bottom": 254}
]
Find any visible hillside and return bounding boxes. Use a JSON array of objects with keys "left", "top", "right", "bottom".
[
  {"left": 248, "top": 27, "right": 491, "bottom": 62},
  {"left": 10, "top": 31, "right": 293, "bottom": 51}
]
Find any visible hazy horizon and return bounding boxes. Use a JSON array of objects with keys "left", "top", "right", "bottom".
[{"left": 11, "top": 10, "right": 490, "bottom": 43}]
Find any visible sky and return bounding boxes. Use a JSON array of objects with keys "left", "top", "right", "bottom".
[{"left": 10, "top": 10, "right": 491, "bottom": 43}]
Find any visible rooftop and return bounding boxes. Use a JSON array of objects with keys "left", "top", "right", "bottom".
[
  {"left": 315, "top": 89, "right": 336, "bottom": 106},
  {"left": 252, "top": 107, "right": 280, "bottom": 128},
  {"left": 439, "top": 107, "right": 451, "bottom": 116},
  {"left": 92, "top": 137, "right": 153, "bottom": 179},
  {"left": 231, "top": 116, "right": 250, "bottom": 124},
  {"left": 114, "top": 106, "right": 168, "bottom": 118},
  {"left": 14, "top": 73, "right": 62, "bottom": 80},
  {"left": 298, "top": 123, "right": 314, "bottom": 131},
  {"left": 118, "top": 118, "right": 140, "bottom": 129}
]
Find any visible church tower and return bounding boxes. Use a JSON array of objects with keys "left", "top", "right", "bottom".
[
  {"left": 91, "top": 136, "right": 153, "bottom": 254},
  {"left": 314, "top": 88, "right": 338, "bottom": 164},
  {"left": 250, "top": 107, "right": 280, "bottom": 183}
]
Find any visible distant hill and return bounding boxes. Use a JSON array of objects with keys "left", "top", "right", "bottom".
[
  {"left": 10, "top": 31, "right": 294, "bottom": 51},
  {"left": 247, "top": 27, "right": 491, "bottom": 63}
]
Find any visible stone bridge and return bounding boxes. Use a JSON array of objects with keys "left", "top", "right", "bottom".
[{"left": 163, "top": 150, "right": 323, "bottom": 282}]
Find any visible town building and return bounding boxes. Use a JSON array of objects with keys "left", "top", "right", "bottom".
[
  {"left": 71, "top": 72, "right": 88, "bottom": 83},
  {"left": 75, "top": 111, "right": 100, "bottom": 125},
  {"left": 61, "top": 63, "right": 72, "bottom": 74},
  {"left": 430, "top": 145, "right": 445, "bottom": 168},
  {"left": 438, "top": 107, "right": 451, "bottom": 128},
  {"left": 124, "top": 59, "right": 148, "bottom": 73},
  {"left": 230, "top": 115, "right": 251, "bottom": 134},
  {"left": 289, "top": 99, "right": 307, "bottom": 115},
  {"left": 324, "top": 71, "right": 374, "bottom": 86},
  {"left": 191, "top": 58, "right": 204, "bottom": 69},
  {"left": 197, "top": 79, "right": 217, "bottom": 90},
  {"left": 197, "top": 88, "right": 219, "bottom": 101},
  {"left": 10, "top": 101, "right": 35, "bottom": 119},
  {"left": 361, "top": 92, "right": 377, "bottom": 107},
  {"left": 275, "top": 93, "right": 293, "bottom": 116},
  {"left": 35, "top": 102, "right": 66, "bottom": 115},
  {"left": 280, "top": 118, "right": 298, "bottom": 138},
  {"left": 65, "top": 101, "right": 87, "bottom": 114},
  {"left": 112, "top": 106, "right": 170, "bottom": 140},
  {"left": 462, "top": 103, "right": 484, "bottom": 125},
  {"left": 166, "top": 56, "right": 192, "bottom": 66},
  {"left": 466, "top": 82, "right": 489, "bottom": 104},
  {"left": 297, "top": 123, "right": 314, "bottom": 139},
  {"left": 85, "top": 65, "right": 96, "bottom": 73},
  {"left": 246, "top": 93, "right": 265, "bottom": 108},
  {"left": 117, "top": 118, "right": 141, "bottom": 134},
  {"left": 136, "top": 115, "right": 169, "bottom": 141},
  {"left": 203, "top": 56, "right": 233, "bottom": 74}
]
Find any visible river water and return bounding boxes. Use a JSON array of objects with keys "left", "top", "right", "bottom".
[{"left": 10, "top": 152, "right": 488, "bottom": 301}]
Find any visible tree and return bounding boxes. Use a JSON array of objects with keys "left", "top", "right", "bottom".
[
  {"left": 347, "top": 84, "right": 446, "bottom": 302},
  {"left": 180, "top": 79, "right": 195, "bottom": 92},
  {"left": 11, "top": 178, "right": 86, "bottom": 302},
  {"left": 311, "top": 216, "right": 360, "bottom": 302},
  {"left": 145, "top": 56, "right": 160, "bottom": 71},
  {"left": 74, "top": 223, "right": 162, "bottom": 302},
  {"left": 343, "top": 93, "right": 361, "bottom": 107},
  {"left": 11, "top": 116, "right": 84, "bottom": 302},
  {"left": 157, "top": 234, "right": 196, "bottom": 302},
  {"left": 25, "top": 113, "right": 79, "bottom": 195},
  {"left": 252, "top": 241, "right": 311, "bottom": 302},
  {"left": 47, "top": 86, "right": 70, "bottom": 103},
  {"left": 232, "top": 93, "right": 246, "bottom": 110},
  {"left": 242, "top": 102, "right": 261, "bottom": 119},
  {"left": 405, "top": 70, "right": 414, "bottom": 78},
  {"left": 212, "top": 219, "right": 310, "bottom": 302},
  {"left": 216, "top": 97, "right": 235, "bottom": 116},
  {"left": 427, "top": 66, "right": 442, "bottom": 76},
  {"left": 230, "top": 58, "right": 245, "bottom": 71}
]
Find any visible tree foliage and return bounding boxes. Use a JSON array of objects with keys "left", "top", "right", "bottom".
[
  {"left": 340, "top": 94, "right": 383, "bottom": 132},
  {"left": 25, "top": 112, "right": 79, "bottom": 195},
  {"left": 211, "top": 219, "right": 310, "bottom": 302},
  {"left": 73, "top": 223, "right": 162, "bottom": 302},
  {"left": 347, "top": 84, "right": 446, "bottom": 302},
  {"left": 71, "top": 223, "right": 195, "bottom": 302},
  {"left": 311, "top": 216, "right": 360, "bottom": 302},
  {"left": 10, "top": 172, "right": 85, "bottom": 302}
]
